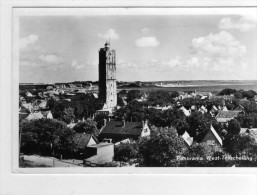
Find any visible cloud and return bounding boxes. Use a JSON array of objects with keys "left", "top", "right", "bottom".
[
  {"left": 20, "top": 34, "right": 39, "bottom": 49},
  {"left": 20, "top": 59, "right": 39, "bottom": 67},
  {"left": 141, "top": 28, "right": 150, "bottom": 33},
  {"left": 186, "top": 57, "right": 199, "bottom": 67},
  {"left": 71, "top": 60, "right": 85, "bottom": 70},
  {"left": 167, "top": 56, "right": 181, "bottom": 68},
  {"left": 39, "top": 54, "right": 63, "bottom": 64},
  {"left": 219, "top": 16, "right": 257, "bottom": 32},
  {"left": 192, "top": 31, "right": 246, "bottom": 57},
  {"left": 135, "top": 36, "right": 160, "bottom": 47},
  {"left": 98, "top": 29, "right": 120, "bottom": 40},
  {"left": 190, "top": 30, "right": 250, "bottom": 77}
]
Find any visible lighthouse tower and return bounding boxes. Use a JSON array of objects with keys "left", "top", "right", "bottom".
[{"left": 98, "top": 42, "right": 117, "bottom": 109}]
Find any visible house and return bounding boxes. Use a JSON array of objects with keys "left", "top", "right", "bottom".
[
  {"left": 114, "top": 138, "right": 132, "bottom": 146},
  {"left": 233, "top": 104, "right": 245, "bottom": 112},
  {"left": 181, "top": 131, "right": 193, "bottom": 147},
  {"left": 202, "top": 125, "right": 223, "bottom": 146},
  {"left": 161, "top": 105, "right": 173, "bottom": 111},
  {"left": 84, "top": 142, "right": 114, "bottom": 165},
  {"left": 99, "top": 119, "right": 150, "bottom": 143},
  {"left": 135, "top": 93, "right": 148, "bottom": 102},
  {"left": 190, "top": 105, "right": 197, "bottom": 111},
  {"left": 96, "top": 103, "right": 113, "bottom": 116},
  {"left": 46, "top": 85, "right": 54, "bottom": 90},
  {"left": 180, "top": 106, "right": 191, "bottom": 116},
  {"left": 20, "top": 103, "right": 33, "bottom": 112},
  {"left": 41, "top": 110, "right": 53, "bottom": 119},
  {"left": 38, "top": 100, "right": 47, "bottom": 109},
  {"left": 221, "top": 106, "right": 228, "bottom": 111},
  {"left": 26, "top": 112, "right": 44, "bottom": 120},
  {"left": 19, "top": 113, "right": 30, "bottom": 121},
  {"left": 148, "top": 105, "right": 163, "bottom": 111},
  {"left": 68, "top": 84, "right": 77, "bottom": 88},
  {"left": 67, "top": 122, "right": 77, "bottom": 129},
  {"left": 209, "top": 105, "right": 218, "bottom": 116},
  {"left": 240, "top": 128, "right": 257, "bottom": 143},
  {"left": 215, "top": 110, "right": 242, "bottom": 124},
  {"left": 55, "top": 84, "right": 66, "bottom": 89},
  {"left": 92, "top": 93, "right": 98, "bottom": 99},
  {"left": 74, "top": 133, "right": 99, "bottom": 149},
  {"left": 25, "top": 91, "right": 34, "bottom": 97},
  {"left": 198, "top": 105, "right": 207, "bottom": 114}
]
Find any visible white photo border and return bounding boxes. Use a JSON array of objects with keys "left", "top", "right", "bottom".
[{"left": 1, "top": 0, "right": 257, "bottom": 194}]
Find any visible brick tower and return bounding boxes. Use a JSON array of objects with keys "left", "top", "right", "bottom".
[{"left": 98, "top": 42, "right": 117, "bottom": 109}]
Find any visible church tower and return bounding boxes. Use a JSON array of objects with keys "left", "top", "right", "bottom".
[{"left": 98, "top": 42, "right": 117, "bottom": 109}]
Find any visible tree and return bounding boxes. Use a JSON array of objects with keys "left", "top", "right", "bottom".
[
  {"left": 94, "top": 114, "right": 109, "bottom": 129},
  {"left": 126, "top": 90, "right": 141, "bottom": 102},
  {"left": 62, "top": 107, "right": 75, "bottom": 124},
  {"left": 227, "top": 119, "right": 241, "bottom": 136},
  {"left": 117, "top": 96, "right": 125, "bottom": 107},
  {"left": 73, "top": 119, "right": 99, "bottom": 135},
  {"left": 71, "top": 94, "right": 103, "bottom": 120},
  {"left": 113, "top": 100, "right": 148, "bottom": 122},
  {"left": 147, "top": 90, "right": 174, "bottom": 106},
  {"left": 234, "top": 91, "right": 243, "bottom": 99},
  {"left": 175, "top": 119, "right": 189, "bottom": 136},
  {"left": 186, "top": 111, "right": 211, "bottom": 142},
  {"left": 114, "top": 143, "right": 139, "bottom": 164},
  {"left": 242, "top": 90, "right": 256, "bottom": 99},
  {"left": 223, "top": 131, "right": 255, "bottom": 157},
  {"left": 138, "top": 126, "right": 186, "bottom": 167},
  {"left": 219, "top": 88, "right": 237, "bottom": 95},
  {"left": 180, "top": 143, "right": 227, "bottom": 167},
  {"left": 47, "top": 99, "right": 75, "bottom": 123},
  {"left": 170, "top": 91, "right": 179, "bottom": 98},
  {"left": 20, "top": 118, "right": 76, "bottom": 158}
]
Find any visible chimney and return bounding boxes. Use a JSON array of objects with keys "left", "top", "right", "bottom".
[
  {"left": 103, "top": 119, "right": 107, "bottom": 127},
  {"left": 122, "top": 119, "right": 125, "bottom": 127},
  {"left": 222, "top": 99, "right": 225, "bottom": 106},
  {"left": 142, "top": 120, "right": 145, "bottom": 128}
]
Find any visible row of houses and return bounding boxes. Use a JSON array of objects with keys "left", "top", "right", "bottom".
[{"left": 72, "top": 118, "right": 226, "bottom": 165}]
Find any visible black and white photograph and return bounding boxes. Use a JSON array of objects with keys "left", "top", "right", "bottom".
[{"left": 16, "top": 7, "right": 257, "bottom": 168}]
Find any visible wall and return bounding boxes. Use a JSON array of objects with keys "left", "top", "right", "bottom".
[
  {"left": 202, "top": 131, "right": 221, "bottom": 146},
  {"left": 85, "top": 144, "right": 114, "bottom": 164}
]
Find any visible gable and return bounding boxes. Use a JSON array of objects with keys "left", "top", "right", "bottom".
[
  {"left": 202, "top": 126, "right": 222, "bottom": 146},
  {"left": 74, "top": 133, "right": 98, "bottom": 148}
]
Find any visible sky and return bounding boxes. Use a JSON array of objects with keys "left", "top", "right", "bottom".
[{"left": 19, "top": 8, "right": 257, "bottom": 83}]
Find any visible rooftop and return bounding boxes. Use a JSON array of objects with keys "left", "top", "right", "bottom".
[
  {"left": 100, "top": 121, "right": 144, "bottom": 136},
  {"left": 216, "top": 110, "right": 241, "bottom": 119}
]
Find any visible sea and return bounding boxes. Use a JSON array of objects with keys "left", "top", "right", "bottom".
[{"left": 120, "top": 80, "right": 257, "bottom": 93}]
